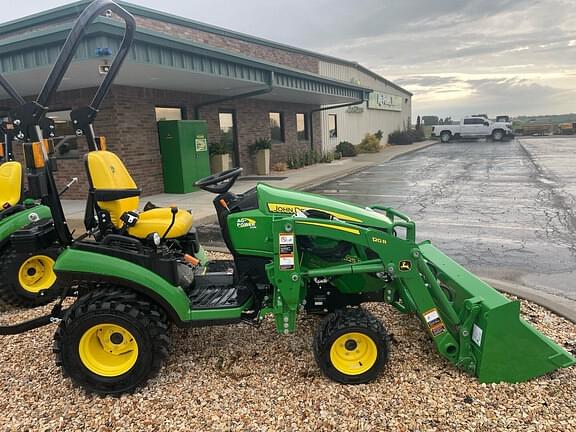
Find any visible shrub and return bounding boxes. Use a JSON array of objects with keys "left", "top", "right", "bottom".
[
  {"left": 320, "top": 151, "right": 334, "bottom": 163},
  {"left": 333, "top": 151, "right": 342, "bottom": 160},
  {"left": 272, "top": 162, "right": 287, "bottom": 172},
  {"left": 287, "top": 149, "right": 323, "bottom": 169},
  {"left": 208, "top": 140, "right": 229, "bottom": 156},
  {"left": 335, "top": 141, "right": 357, "bottom": 157},
  {"left": 413, "top": 128, "right": 425, "bottom": 142},
  {"left": 388, "top": 130, "right": 413, "bottom": 145},
  {"left": 356, "top": 133, "right": 382, "bottom": 153},
  {"left": 374, "top": 129, "right": 384, "bottom": 141},
  {"left": 249, "top": 137, "right": 271, "bottom": 154}
]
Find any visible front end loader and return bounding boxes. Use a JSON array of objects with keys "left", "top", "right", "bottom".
[{"left": 0, "top": 0, "right": 573, "bottom": 395}]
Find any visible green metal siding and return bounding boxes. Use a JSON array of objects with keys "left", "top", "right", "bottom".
[{"left": 0, "top": 19, "right": 368, "bottom": 99}]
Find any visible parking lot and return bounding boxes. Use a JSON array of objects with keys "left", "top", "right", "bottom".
[{"left": 310, "top": 137, "right": 576, "bottom": 300}]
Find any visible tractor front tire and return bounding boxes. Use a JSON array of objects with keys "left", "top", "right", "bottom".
[
  {"left": 54, "top": 288, "right": 171, "bottom": 395},
  {"left": 313, "top": 308, "right": 389, "bottom": 384},
  {"left": 0, "top": 246, "right": 61, "bottom": 308}
]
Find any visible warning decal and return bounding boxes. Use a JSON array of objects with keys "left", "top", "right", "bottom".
[
  {"left": 279, "top": 233, "right": 295, "bottom": 270},
  {"left": 472, "top": 324, "right": 483, "bottom": 347},
  {"left": 423, "top": 308, "right": 446, "bottom": 337}
]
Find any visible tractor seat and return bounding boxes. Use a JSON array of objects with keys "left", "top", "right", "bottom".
[
  {"left": 85, "top": 151, "right": 193, "bottom": 239},
  {"left": 0, "top": 161, "right": 22, "bottom": 209}
]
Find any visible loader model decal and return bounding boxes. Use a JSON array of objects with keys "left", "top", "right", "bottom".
[{"left": 267, "top": 203, "right": 362, "bottom": 223}]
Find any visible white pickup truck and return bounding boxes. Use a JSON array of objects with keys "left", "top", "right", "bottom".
[{"left": 431, "top": 116, "right": 514, "bottom": 142}]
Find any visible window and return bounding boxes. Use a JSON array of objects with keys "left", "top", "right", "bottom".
[
  {"left": 46, "top": 110, "right": 79, "bottom": 159},
  {"left": 218, "top": 111, "right": 236, "bottom": 162},
  {"left": 269, "top": 112, "right": 284, "bottom": 143},
  {"left": 328, "top": 114, "right": 338, "bottom": 138},
  {"left": 463, "top": 118, "right": 485, "bottom": 125},
  {"left": 155, "top": 107, "right": 184, "bottom": 121},
  {"left": 296, "top": 113, "right": 309, "bottom": 141}
]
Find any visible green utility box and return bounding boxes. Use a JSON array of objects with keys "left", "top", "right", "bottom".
[{"left": 158, "top": 120, "right": 210, "bottom": 193}]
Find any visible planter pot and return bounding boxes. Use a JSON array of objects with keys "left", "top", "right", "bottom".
[
  {"left": 210, "top": 153, "right": 230, "bottom": 173},
  {"left": 255, "top": 148, "right": 270, "bottom": 175}
]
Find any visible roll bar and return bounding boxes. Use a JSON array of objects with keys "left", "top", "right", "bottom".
[
  {"left": 40, "top": 0, "right": 135, "bottom": 111},
  {"left": 12, "top": 0, "right": 136, "bottom": 247},
  {"left": 0, "top": 74, "right": 26, "bottom": 106},
  {"left": 12, "top": 0, "right": 136, "bottom": 144}
]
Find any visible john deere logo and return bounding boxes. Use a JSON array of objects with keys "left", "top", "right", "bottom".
[
  {"left": 399, "top": 260, "right": 412, "bottom": 271},
  {"left": 236, "top": 217, "right": 256, "bottom": 229},
  {"left": 110, "top": 165, "right": 116, "bottom": 174}
]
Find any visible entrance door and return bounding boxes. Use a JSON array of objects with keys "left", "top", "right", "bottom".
[{"left": 219, "top": 110, "right": 240, "bottom": 168}]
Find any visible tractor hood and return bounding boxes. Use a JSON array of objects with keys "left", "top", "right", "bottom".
[{"left": 256, "top": 183, "right": 393, "bottom": 229}]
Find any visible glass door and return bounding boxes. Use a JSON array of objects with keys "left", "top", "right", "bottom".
[{"left": 218, "top": 110, "right": 239, "bottom": 168}]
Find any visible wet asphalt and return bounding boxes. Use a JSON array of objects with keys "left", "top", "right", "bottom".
[{"left": 308, "top": 137, "right": 576, "bottom": 300}]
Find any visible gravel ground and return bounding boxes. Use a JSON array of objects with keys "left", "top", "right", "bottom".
[{"left": 0, "top": 252, "right": 574, "bottom": 431}]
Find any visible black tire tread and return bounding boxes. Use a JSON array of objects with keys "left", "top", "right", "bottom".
[
  {"left": 0, "top": 246, "right": 61, "bottom": 308},
  {"left": 313, "top": 308, "right": 389, "bottom": 384},
  {"left": 53, "top": 287, "right": 171, "bottom": 395}
]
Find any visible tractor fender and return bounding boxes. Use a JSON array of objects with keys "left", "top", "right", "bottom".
[
  {"left": 0, "top": 205, "right": 52, "bottom": 249},
  {"left": 54, "top": 248, "right": 191, "bottom": 324}
]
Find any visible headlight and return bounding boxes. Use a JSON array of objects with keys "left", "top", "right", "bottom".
[{"left": 147, "top": 232, "right": 161, "bottom": 246}]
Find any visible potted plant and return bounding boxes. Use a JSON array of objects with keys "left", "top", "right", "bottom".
[
  {"left": 249, "top": 137, "right": 271, "bottom": 175},
  {"left": 209, "top": 140, "right": 230, "bottom": 173}
]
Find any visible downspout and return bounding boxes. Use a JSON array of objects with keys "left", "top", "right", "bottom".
[
  {"left": 194, "top": 71, "right": 275, "bottom": 119},
  {"left": 308, "top": 93, "right": 369, "bottom": 150}
]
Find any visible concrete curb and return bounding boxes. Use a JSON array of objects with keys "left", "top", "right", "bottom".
[{"left": 482, "top": 277, "right": 576, "bottom": 324}]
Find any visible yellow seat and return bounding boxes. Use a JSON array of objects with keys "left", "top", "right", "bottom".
[
  {"left": 86, "top": 151, "right": 193, "bottom": 239},
  {"left": 127, "top": 207, "right": 193, "bottom": 239},
  {"left": 0, "top": 161, "right": 22, "bottom": 208}
]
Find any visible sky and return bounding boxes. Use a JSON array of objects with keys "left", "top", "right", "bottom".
[{"left": 2, "top": 0, "right": 575, "bottom": 119}]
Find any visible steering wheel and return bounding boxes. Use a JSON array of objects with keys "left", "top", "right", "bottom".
[{"left": 194, "top": 167, "right": 243, "bottom": 194}]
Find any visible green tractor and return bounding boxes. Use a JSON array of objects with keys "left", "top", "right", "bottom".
[
  {"left": 1, "top": 0, "right": 574, "bottom": 395},
  {"left": 0, "top": 80, "right": 67, "bottom": 307}
]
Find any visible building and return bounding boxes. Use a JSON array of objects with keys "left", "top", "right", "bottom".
[{"left": 0, "top": 1, "right": 411, "bottom": 198}]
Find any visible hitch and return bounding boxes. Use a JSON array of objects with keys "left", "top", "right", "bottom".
[{"left": 0, "top": 288, "right": 70, "bottom": 335}]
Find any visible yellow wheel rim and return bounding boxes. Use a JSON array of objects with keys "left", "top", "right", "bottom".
[
  {"left": 79, "top": 323, "right": 139, "bottom": 377},
  {"left": 329, "top": 332, "right": 378, "bottom": 376},
  {"left": 17, "top": 255, "right": 57, "bottom": 293}
]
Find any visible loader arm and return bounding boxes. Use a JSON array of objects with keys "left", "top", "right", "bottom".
[{"left": 263, "top": 213, "right": 576, "bottom": 383}]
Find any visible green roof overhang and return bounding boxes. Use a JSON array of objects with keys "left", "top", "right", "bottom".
[{"left": 0, "top": 17, "right": 370, "bottom": 104}]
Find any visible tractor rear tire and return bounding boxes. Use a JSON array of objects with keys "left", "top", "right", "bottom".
[
  {"left": 313, "top": 308, "right": 389, "bottom": 384},
  {"left": 54, "top": 288, "right": 171, "bottom": 395},
  {"left": 0, "top": 246, "right": 61, "bottom": 308}
]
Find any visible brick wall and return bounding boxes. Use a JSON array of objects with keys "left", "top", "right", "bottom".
[
  {"left": 134, "top": 16, "right": 319, "bottom": 74},
  {"left": 2, "top": 85, "right": 321, "bottom": 199}
]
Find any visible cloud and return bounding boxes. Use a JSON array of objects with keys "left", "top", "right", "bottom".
[
  {"left": 404, "top": 74, "right": 576, "bottom": 117},
  {"left": 2, "top": 0, "right": 575, "bottom": 116}
]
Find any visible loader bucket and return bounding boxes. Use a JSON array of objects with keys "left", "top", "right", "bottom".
[{"left": 419, "top": 242, "right": 576, "bottom": 383}]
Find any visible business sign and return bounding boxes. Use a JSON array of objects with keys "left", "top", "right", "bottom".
[
  {"left": 368, "top": 91, "right": 403, "bottom": 111},
  {"left": 346, "top": 106, "right": 364, "bottom": 114}
]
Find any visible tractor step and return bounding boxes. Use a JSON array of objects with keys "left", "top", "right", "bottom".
[
  {"left": 205, "top": 259, "right": 234, "bottom": 273},
  {"left": 189, "top": 268, "right": 250, "bottom": 310}
]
